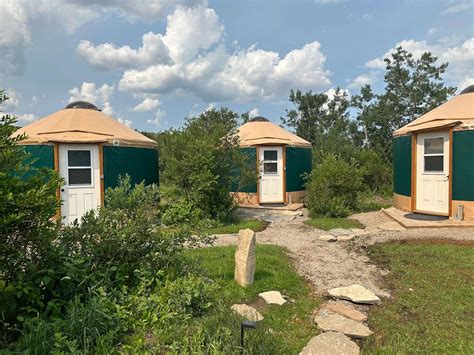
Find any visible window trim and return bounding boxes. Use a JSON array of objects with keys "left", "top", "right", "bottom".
[
  {"left": 67, "top": 149, "right": 94, "bottom": 187},
  {"left": 423, "top": 137, "right": 445, "bottom": 175},
  {"left": 262, "top": 149, "right": 279, "bottom": 176}
]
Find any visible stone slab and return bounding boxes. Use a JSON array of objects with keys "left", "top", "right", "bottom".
[
  {"left": 322, "top": 301, "right": 367, "bottom": 322},
  {"left": 328, "top": 284, "right": 381, "bottom": 305},
  {"left": 314, "top": 311, "right": 372, "bottom": 339},
  {"left": 231, "top": 304, "right": 264, "bottom": 322},
  {"left": 259, "top": 291, "right": 287, "bottom": 305},
  {"left": 234, "top": 229, "right": 256, "bottom": 287},
  {"left": 319, "top": 234, "right": 337, "bottom": 242},
  {"left": 299, "top": 331, "right": 360, "bottom": 355}
]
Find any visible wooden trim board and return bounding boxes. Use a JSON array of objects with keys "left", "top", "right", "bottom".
[
  {"left": 54, "top": 143, "right": 61, "bottom": 220},
  {"left": 98, "top": 143, "right": 105, "bottom": 206}
]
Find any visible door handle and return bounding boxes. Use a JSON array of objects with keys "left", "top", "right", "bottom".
[{"left": 61, "top": 188, "right": 65, "bottom": 192}]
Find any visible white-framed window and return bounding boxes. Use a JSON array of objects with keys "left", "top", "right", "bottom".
[
  {"left": 423, "top": 137, "right": 444, "bottom": 173},
  {"left": 263, "top": 150, "right": 278, "bottom": 175},
  {"left": 67, "top": 150, "right": 93, "bottom": 186}
]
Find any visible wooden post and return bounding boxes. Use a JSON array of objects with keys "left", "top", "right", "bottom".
[{"left": 54, "top": 143, "right": 61, "bottom": 220}]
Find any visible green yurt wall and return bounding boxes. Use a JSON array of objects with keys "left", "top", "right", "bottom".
[
  {"left": 393, "top": 135, "right": 412, "bottom": 197},
  {"left": 23, "top": 145, "right": 54, "bottom": 170},
  {"left": 285, "top": 147, "right": 312, "bottom": 192},
  {"left": 103, "top": 146, "right": 159, "bottom": 189},
  {"left": 231, "top": 147, "right": 257, "bottom": 193},
  {"left": 452, "top": 131, "right": 474, "bottom": 201}
]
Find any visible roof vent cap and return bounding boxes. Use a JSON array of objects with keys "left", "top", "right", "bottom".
[
  {"left": 249, "top": 116, "right": 269, "bottom": 122},
  {"left": 459, "top": 85, "right": 474, "bottom": 95},
  {"left": 65, "top": 101, "right": 101, "bottom": 111}
]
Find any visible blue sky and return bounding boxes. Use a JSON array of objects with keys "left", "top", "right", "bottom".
[{"left": 1, "top": 0, "right": 473, "bottom": 131}]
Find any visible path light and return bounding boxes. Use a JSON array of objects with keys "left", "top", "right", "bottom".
[{"left": 240, "top": 320, "right": 257, "bottom": 354}]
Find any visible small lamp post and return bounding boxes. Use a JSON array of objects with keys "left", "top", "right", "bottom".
[{"left": 240, "top": 320, "right": 257, "bottom": 355}]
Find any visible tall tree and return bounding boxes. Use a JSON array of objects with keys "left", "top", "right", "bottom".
[
  {"left": 281, "top": 88, "right": 356, "bottom": 159},
  {"left": 352, "top": 46, "right": 456, "bottom": 162}
]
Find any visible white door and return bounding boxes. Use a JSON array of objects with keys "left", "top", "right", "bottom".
[
  {"left": 259, "top": 146, "right": 284, "bottom": 203},
  {"left": 416, "top": 132, "right": 450, "bottom": 214},
  {"left": 59, "top": 144, "right": 101, "bottom": 224}
]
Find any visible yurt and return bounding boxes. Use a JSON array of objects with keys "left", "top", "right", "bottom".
[
  {"left": 13, "top": 101, "right": 159, "bottom": 224},
  {"left": 232, "top": 116, "right": 312, "bottom": 206},
  {"left": 393, "top": 86, "right": 474, "bottom": 221}
]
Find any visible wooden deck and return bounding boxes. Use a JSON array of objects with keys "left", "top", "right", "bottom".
[
  {"left": 382, "top": 207, "right": 474, "bottom": 229},
  {"left": 239, "top": 203, "right": 304, "bottom": 211}
]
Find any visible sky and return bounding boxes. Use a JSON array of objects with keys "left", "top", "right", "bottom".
[{"left": 1, "top": 0, "right": 473, "bottom": 131}]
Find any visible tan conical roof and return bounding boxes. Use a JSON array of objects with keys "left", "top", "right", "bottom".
[
  {"left": 237, "top": 118, "right": 312, "bottom": 148},
  {"left": 13, "top": 106, "right": 157, "bottom": 148},
  {"left": 394, "top": 91, "right": 474, "bottom": 136}
]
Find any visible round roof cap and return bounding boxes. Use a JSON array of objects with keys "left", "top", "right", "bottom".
[
  {"left": 65, "top": 101, "right": 101, "bottom": 111},
  {"left": 459, "top": 85, "right": 474, "bottom": 95},
  {"left": 248, "top": 116, "right": 269, "bottom": 122}
]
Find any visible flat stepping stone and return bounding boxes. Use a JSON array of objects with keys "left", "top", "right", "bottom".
[
  {"left": 328, "top": 284, "right": 381, "bottom": 304},
  {"left": 351, "top": 228, "right": 369, "bottom": 236},
  {"left": 299, "top": 331, "right": 359, "bottom": 355},
  {"left": 322, "top": 301, "right": 367, "bottom": 322},
  {"left": 337, "top": 235, "right": 355, "bottom": 241},
  {"left": 378, "top": 221, "right": 406, "bottom": 231},
  {"left": 259, "top": 291, "right": 287, "bottom": 305},
  {"left": 314, "top": 311, "right": 373, "bottom": 339},
  {"left": 319, "top": 234, "right": 336, "bottom": 242},
  {"left": 231, "top": 304, "right": 264, "bottom": 322},
  {"left": 328, "top": 228, "right": 355, "bottom": 237}
]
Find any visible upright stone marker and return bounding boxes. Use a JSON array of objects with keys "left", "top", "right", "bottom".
[{"left": 234, "top": 229, "right": 256, "bottom": 287}]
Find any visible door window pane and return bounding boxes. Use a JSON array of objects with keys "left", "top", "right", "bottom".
[
  {"left": 424, "top": 156, "right": 444, "bottom": 172},
  {"left": 68, "top": 168, "right": 92, "bottom": 185},
  {"left": 264, "top": 150, "right": 278, "bottom": 161},
  {"left": 424, "top": 138, "right": 443, "bottom": 155},
  {"left": 68, "top": 150, "right": 91, "bottom": 167},
  {"left": 263, "top": 162, "right": 278, "bottom": 174}
]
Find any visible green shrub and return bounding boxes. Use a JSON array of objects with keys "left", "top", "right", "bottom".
[
  {"left": 305, "top": 153, "right": 363, "bottom": 217},
  {"left": 161, "top": 198, "right": 205, "bottom": 226}
]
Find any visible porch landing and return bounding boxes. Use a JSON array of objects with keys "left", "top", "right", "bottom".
[
  {"left": 382, "top": 207, "right": 474, "bottom": 228},
  {"left": 238, "top": 203, "right": 304, "bottom": 211}
]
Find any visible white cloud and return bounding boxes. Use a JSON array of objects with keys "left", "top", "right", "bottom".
[
  {"left": 146, "top": 109, "right": 166, "bottom": 127},
  {"left": 364, "top": 38, "right": 474, "bottom": 89},
  {"left": 75, "top": 4, "right": 331, "bottom": 102},
  {"left": 0, "top": 0, "right": 203, "bottom": 75},
  {"left": 117, "top": 117, "right": 133, "bottom": 127},
  {"left": 348, "top": 71, "right": 379, "bottom": 89},
  {"left": 1, "top": 89, "right": 21, "bottom": 111},
  {"left": 427, "top": 27, "right": 438, "bottom": 37},
  {"left": 133, "top": 97, "right": 161, "bottom": 112},
  {"left": 68, "top": 82, "right": 116, "bottom": 115},
  {"left": 441, "top": 1, "right": 474, "bottom": 15},
  {"left": 17, "top": 113, "right": 38, "bottom": 123},
  {"left": 249, "top": 108, "right": 259, "bottom": 117}
]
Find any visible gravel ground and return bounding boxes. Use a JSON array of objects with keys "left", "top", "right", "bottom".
[{"left": 212, "top": 209, "right": 474, "bottom": 299}]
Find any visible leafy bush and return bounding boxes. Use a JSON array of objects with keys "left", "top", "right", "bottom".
[{"left": 305, "top": 153, "right": 363, "bottom": 217}]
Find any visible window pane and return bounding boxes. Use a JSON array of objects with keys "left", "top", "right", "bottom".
[
  {"left": 68, "top": 168, "right": 92, "bottom": 185},
  {"left": 424, "top": 138, "right": 444, "bottom": 155},
  {"left": 264, "top": 150, "right": 278, "bottom": 161},
  {"left": 424, "top": 156, "right": 443, "bottom": 172},
  {"left": 68, "top": 150, "right": 91, "bottom": 167},
  {"left": 263, "top": 162, "right": 278, "bottom": 174}
]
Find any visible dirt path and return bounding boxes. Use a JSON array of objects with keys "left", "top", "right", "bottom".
[{"left": 213, "top": 209, "right": 474, "bottom": 299}]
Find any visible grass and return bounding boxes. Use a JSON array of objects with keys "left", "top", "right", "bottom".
[
  {"left": 364, "top": 240, "right": 474, "bottom": 354},
  {"left": 183, "top": 245, "right": 320, "bottom": 354},
  {"left": 304, "top": 217, "right": 364, "bottom": 231},
  {"left": 206, "top": 219, "right": 267, "bottom": 235}
]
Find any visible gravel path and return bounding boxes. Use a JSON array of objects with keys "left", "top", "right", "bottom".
[{"left": 213, "top": 209, "right": 474, "bottom": 299}]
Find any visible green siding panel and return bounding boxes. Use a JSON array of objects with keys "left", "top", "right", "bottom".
[
  {"left": 452, "top": 131, "right": 474, "bottom": 201},
  {"left": 23, "top": 145, "right": 55, "bottom": 170},
  {"left": 103, "top": 146, "right": 159, "bottom": 189},
  {"left": 231, "top": 147, "right": 257, "bottom": 193},
  {"left": 393, "top": 136, "right": 412, "bottom": 197},
  {"left": 285, "top": 147, "right": 312, "bottom": 192}
]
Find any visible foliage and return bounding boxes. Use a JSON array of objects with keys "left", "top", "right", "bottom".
[
  {"left": 157, "top": 108, "right": 255, "bottom": 223},
  {"left": 352, "top": 46, "right": 456, "bottom": 162},
  {"left": 304, "top": 217, "right": 364, "bottom": 231},
  {"left": 205, "top": 219, "right": 267, "bottom": 235},
  {"left": 181, "top": 245, "right": 321, "bottom": 354},
  {"left": 365, "top": 241, "right": 474, "bottom": 353},
  {"left": 305, "top": 154, "right": 363, "bottom": 217}
]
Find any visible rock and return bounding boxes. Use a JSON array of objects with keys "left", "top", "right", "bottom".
[
  {"left": 231, "top": 304, "right": 264, "bottom": 322},
  {"left": 319, "top": 234, "right": 337, "bottom": 242},
  {"left": 328, "top": 228, "right": 354, "bottom": 237},
  {"left": 322, "top": 301, "right": 367, "bottom": 322},
  {"left": 328, "top": 284, "right": 381, "bottom": 305},
  {"left": 314, "top": 311, "right": 373, "bottom": 339},
  {"left": 299, "top": 332, "right": 360, "bottom": 355},
  {"left": 259, "top": 291, "right": 287, "bottom": 305},
  {"left": 234, "top": 229, "right": 256, "bottom": 287},
  {"left": 351, "top": 228, "right": 369, "bottom": 237},
  {"left": 378, "top": 221, "right": 406, "bottom": 231},
  {"left": 337, "top": 235, "right": 355, "bottom": 242}
]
